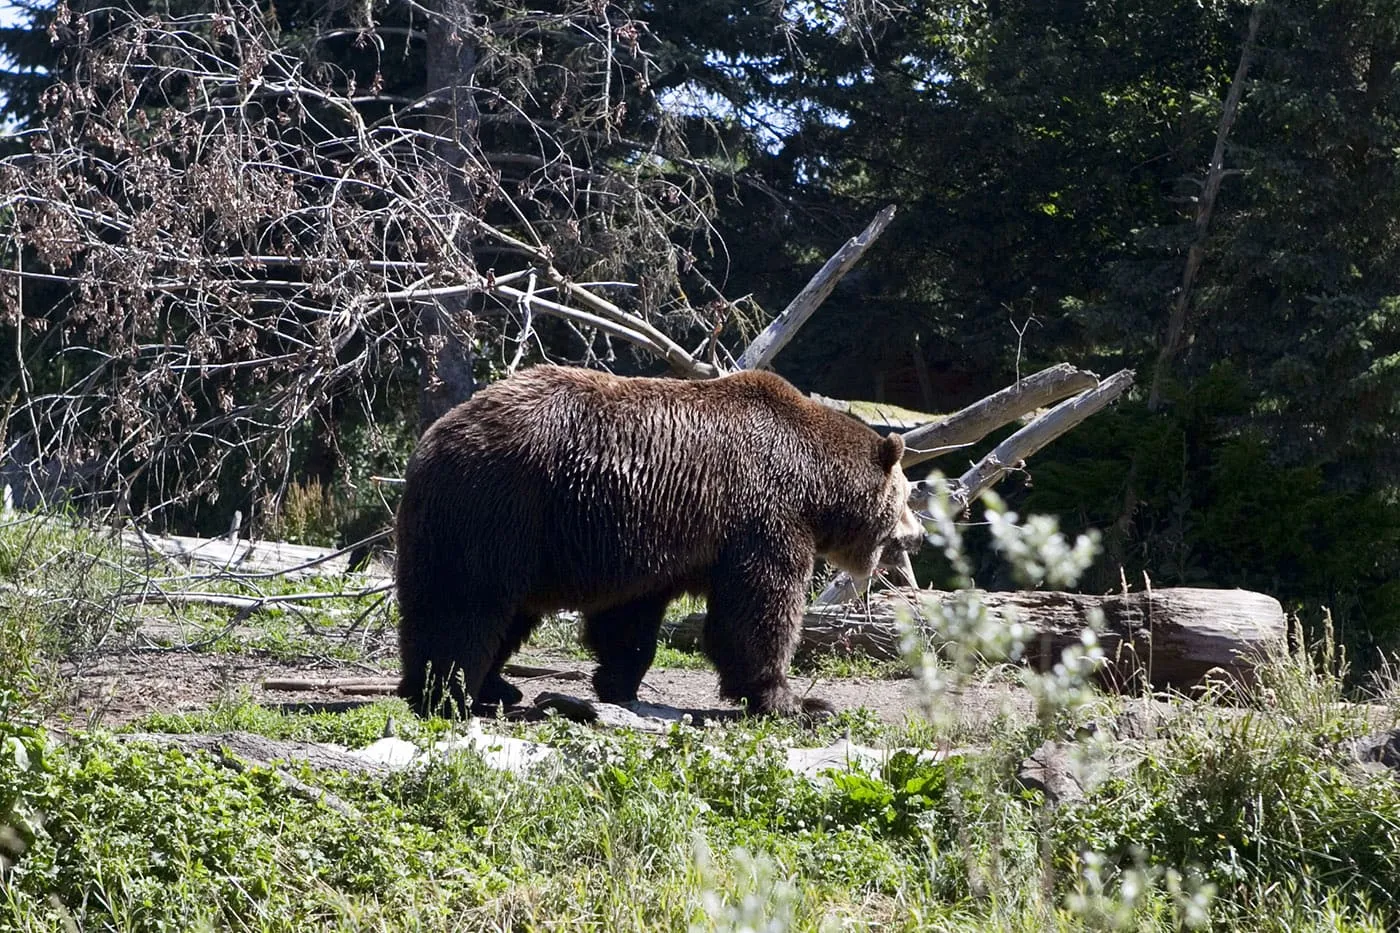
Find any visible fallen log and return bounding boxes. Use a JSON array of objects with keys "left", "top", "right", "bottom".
[
  {"left": 815, "top": 368, "right": 1135, "bottom": 606},
  {"left": 259, "top": 664, "right": 587, "bottom": 696},
  {"left": 262, "top": 677, "right": 402, "bottom": 696},
  {"left": 113, "top": 731, "right": 380, "bottom": 818},
  {"left": 120, "top": 528, "right": 392, "bottom": 582},
  {"left": 663, "top": 587, "right": 1287, "bottom": 692},
  {"left": 122, "top": 586, "right": 390, "bottom": 613}
]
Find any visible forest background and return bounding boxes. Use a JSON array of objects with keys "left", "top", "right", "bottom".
[{"left": 2, "top": 0, "right": 1398, "bottom": 672}]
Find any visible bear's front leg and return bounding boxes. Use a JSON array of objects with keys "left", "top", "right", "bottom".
[{"left": 703, "top": 543, "right": 832, "bottom": 718}]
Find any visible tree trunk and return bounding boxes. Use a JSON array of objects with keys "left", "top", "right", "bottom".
[
  {"left": 1147, "top": 2, "right": 1263, "bottom": 412},
  {"left": 417, "top": 304, "right": 478, "bottom": 433},
  {"left": 418, "top": 0, "right": 482, "bottom": 433}
]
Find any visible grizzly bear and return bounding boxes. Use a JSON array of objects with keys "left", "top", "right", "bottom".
[{"left": 394, "top": 364, "right": 925, "bottom": 719}]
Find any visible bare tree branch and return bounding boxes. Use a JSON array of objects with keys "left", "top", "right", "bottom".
[
  {"left": 815, "top": 369, "right": 1136, "bottom": 606},
  {"left": 0, "top": 0, "right": 732, "bottom": 526},
  {"left": 938, "top": 369, "right": 1136, "bottom": 512},
  {"left": 737, "top": 205, "right": 897, "bottom": 371},
  {"left": 1148, "top": 2, "right": 1263, "bottom": 411},
  {"left": 899, "top": 364, "right": 1102, "bottom": 469}
]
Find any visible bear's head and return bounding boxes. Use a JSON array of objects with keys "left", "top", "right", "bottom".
[{"left": 821, "top": 432, "right": 926, "bottom": 584}]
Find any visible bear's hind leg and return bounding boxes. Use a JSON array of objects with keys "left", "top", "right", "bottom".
[
  {"left": 582, "top": 593, "right": 672, "bottom": 705},
  {"left": 473, "top": 612, "right": 538, "bottom": 713},
  {"left": 397, "top": 616, "right": 469, "bottom": 719},
  {"left": 401, "top": 606, "right": 520, "bottom": 719}
]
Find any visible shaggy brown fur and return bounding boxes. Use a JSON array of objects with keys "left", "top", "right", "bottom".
[{"left": 394, "top": 365, "right": 924, "bottom": 718}]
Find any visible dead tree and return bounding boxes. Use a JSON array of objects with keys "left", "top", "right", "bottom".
[{"left": 0, "top": 0, "right": 726, "bottom": 525}]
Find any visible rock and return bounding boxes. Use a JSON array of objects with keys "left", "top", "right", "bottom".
[
  {"left": 431, "top": 722, "right": 556, "bottom": 773},
  {"left": 1017, "top": 735, "right": 1157, "bottom": 806},
  {"left": 783, "top": 738, "right": 958, "bottom": 784},
  {"left": 1346, "top": 728, "right": 1400, "bottom": 773},
  {"left": 1018, "top": 740, "right": 1089, "bottom": 805},
  {"left": 351, "top": 736, "right": 420, "bottom": 769}
]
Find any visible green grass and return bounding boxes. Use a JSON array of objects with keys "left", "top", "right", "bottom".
[
  {"left": 0, "top": 513, "right": 398, "bottom": 703},
  {"left": 0, "top": 514, "right": 136, "bottom": 711},
  {"left": 7, "top": 513, "right": 1400, "bottom": 929},
  {"left": 0, "top": 696, "right": 1014, "bottom": 930},
  {"left": 792, "top": 650, "right": 911, "bottom": 680},
  {"left": 5, "top": 630, "right": 1400, "bottom": 932},
  {"left": 131, "top": 695, "right": 427, "bottom": 748}
]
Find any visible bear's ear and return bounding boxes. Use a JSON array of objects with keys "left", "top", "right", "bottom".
[{"left": 877, "top": 434, "right": 904, "bottom": 473}]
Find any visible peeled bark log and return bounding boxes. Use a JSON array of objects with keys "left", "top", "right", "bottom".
[{"left": 663, "top": 587, "right": 1287, "bottom": 692}]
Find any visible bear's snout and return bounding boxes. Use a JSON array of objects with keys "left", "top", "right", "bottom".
[{"left": 880, "top": 505, "right": 926, "bottom": 566}]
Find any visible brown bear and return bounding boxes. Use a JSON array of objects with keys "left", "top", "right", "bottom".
[{"left": 394, "top": 364, "right": 924, "bottom": 719}]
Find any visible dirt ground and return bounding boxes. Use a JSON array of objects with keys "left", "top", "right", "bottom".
[{"left": 52, "top": 635, "right": 1039, "bottom": 734}]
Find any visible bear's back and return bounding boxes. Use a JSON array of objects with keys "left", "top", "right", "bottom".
[
  {"left": 424, "top": 365, "right": 833, "bottom": 478},
  {"left": 401, "top": 365, "right": 886, "bottom": 608}
]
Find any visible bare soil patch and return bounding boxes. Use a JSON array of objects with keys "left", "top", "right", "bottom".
[
  {"left": 53, "top": 650, "right": 389, "bottom": 728},
  {"left": 52, "top": 638, "right": 1038, "bottom": 734}
]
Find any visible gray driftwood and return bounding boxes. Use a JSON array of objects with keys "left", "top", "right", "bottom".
[
  {"left": 121, "top": 529, "right": 391, "bottom": 581},
  {"left": 113, "top": 731, "right": 382, "bottom": 818},
  {"left": 115, "top": 730, "right": 390, "bottom": 774},
  {"left": 259, "top": 663, "right": 587, "bottom": 697},
  {"left": 940, "top": 369, "right": 1135, "bottom": 513},
  {"left": 737, "top": 206, "right": 897, "bottom": 371},
  {"left": 665, "top": 586, "right": 1287, "bottom": 692},
  {"left": 899, "top": 363, "right": 1101, "bottom": 469}
]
